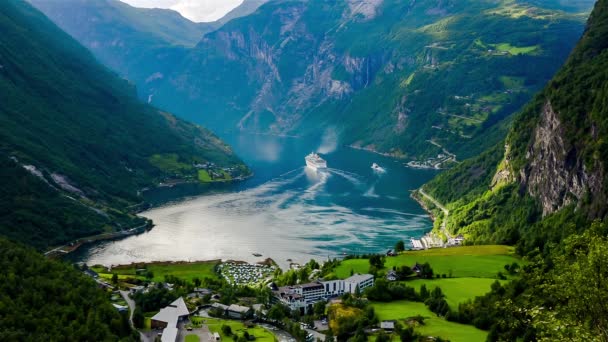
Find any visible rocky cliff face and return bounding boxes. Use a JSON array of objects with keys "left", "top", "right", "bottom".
[
  {"left": 33, "top": 0, "right": 591, "bottom": 160},
  {"left": 519, "top": 102, "right": 604, "bottom": 216}
]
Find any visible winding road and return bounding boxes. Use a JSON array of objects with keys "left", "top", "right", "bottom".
[{"left": 418, "top": 188, "right": 452, "bottom": 240}]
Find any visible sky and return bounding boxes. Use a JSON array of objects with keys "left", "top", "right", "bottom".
[{"left": 119, "top": 0, "right": 244, "bottom": 22}]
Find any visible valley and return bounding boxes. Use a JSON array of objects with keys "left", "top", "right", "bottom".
[{"left": 1, "top": 0, "right": 607, "bottom": 341}]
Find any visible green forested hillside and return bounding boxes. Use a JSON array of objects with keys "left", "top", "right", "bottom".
[
  {"left": 420, "top": 1, "right": 608, "bottom": 339},
  {"left": 423, "top": 0, "right": 608, "bottom": 249},
  {"left": 0, "top": 0, "right": 248, "bottom": 248},
  {"left": 0, "top": 238, "right": 137, "bottom": 341},
  {"left": 34, "top": 0, "right": 594, "bottom": 162}
]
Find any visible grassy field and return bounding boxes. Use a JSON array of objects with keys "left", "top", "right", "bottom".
[
  {"left": 91, "top": 260, "right": 220, "bottom": 283},
  {"left": 195, "top": 317, "right": 276, "bottom": 342},
  {"left": 185, "top": 335, "right": 200, "bottom": 342},
  {"left": 198, "top": 170, "right": 212, "bottom": 182},
  {"left": 406, "top": 278, "right": 504, "bottom": 308},
  {"left": 334, "top": 245, "right": 519, "bottom": 279},
  {"left": 491, "top": 43, "right": 539, "bottom": 55},
  {"left": 371, "top": 301, "right": 487, "bottom": 342}
]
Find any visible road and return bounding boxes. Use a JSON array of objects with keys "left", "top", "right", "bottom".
[
  {"left": 418, "top": 188, "right": 452, "bottom": 240},
  {"left": 120, "top": 290, "right": 150, "bottom": 342},
  {"left": 120, "top": 291, "right": 135, "bottom": 325},
  {"left": 258, "top": 324, "right": 296, "bottom": 342}
]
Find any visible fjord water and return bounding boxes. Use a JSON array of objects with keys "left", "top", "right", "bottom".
[{"left": 76, "top": 134, "right": 437, "bottom": 268}]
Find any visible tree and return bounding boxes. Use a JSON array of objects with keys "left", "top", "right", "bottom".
[
  {"left": 419, "top": 262, "right": 434, "bottom": 279},
  {"left": 313, "top": 300, "right": 327, "bottom": 317},
  {"left": 395, "top": 240, "right": 405, "bottom": 253},
  {"left": 369, "top": 255, "right": 385, "bottom": 269},
  {"left": 376, "top": 331, "right": 390, "bottom": 342},
  {"left": 396, "top": 266, "right": 414, "bottom": 279},
  {"left": 268, "top": 304, "right": 290, "bottom": 321},
  {"left": 325, "top": 330, "right": 334, "bottom": 342},
  {"left": 419, "top": 284, "right": 429, "bottom": 300},
  {"left": 221, "top": 324, "right": 232, "bottom": 336},
  {"left": 308, "top": 259, "right": 320, "bottom": 270},
  {"left": 145, "top": 270, "right": 154, "bottom": 280},
  {"left": 193, "top": 277, "right": 201, "bottom": 287},
  {"left": 398, "top": 326, "right": 416, "bottom": 342},
  {"left": 111, "top": 273, "right": 118, "bottom": 285},
  {"left": 354, "top": 285, "right": 361, "bottom": 298},
  {"left": 132, "top": 307, "right": 144, "bottom": 329}
]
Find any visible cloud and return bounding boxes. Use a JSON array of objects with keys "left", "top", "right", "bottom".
[{"left": 120, "top": 0, "right": 244, "bottom": 22}]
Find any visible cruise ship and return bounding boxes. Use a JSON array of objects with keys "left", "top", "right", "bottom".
[{"left": 305, "top": 152, "right": 327, "bottom": 171}]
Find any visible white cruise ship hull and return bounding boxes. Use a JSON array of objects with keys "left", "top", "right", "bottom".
[
  {"left": 306, "top": 160, "right": 327, "bottom": 171},
  {"left": 305, "top": 159, "right": 327, "bottom": 171}
]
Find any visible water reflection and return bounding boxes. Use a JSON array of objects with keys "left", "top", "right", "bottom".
[{"left": 74, "top": 135, "right": 437, "bottom": 268}]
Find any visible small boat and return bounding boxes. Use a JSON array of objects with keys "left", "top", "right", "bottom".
[{"left": 371, "top": 163, "right": 386, "bottom": 172}]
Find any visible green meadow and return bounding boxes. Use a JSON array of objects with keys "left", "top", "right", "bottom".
[
  {"left": 193, "top": 317, "right": 276, "bottom": 342},
  {"left": 371, "top": 301, "right": 487, "bottom": 342},
  {"left": 92, "top": 260, "right": 220, "bottom": 283},
  {"left": 334, "top": 245, "right": 520, "bottom": 279},
  {"left": 406, "top": 278, "right": 505, "bottom": 308}
]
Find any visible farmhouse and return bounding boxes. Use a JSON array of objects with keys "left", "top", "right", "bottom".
[
  {"left": 386, "top": 270, "right": 398, "bottom": 282},
  {"left": 380, "top": 321, "right": 395, "bottom": 331}
]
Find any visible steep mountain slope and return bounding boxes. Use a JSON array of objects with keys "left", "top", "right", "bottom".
[
  {"left": 418, "top": 4, "right": 608, "bottom": 339},
  {"left": 0, "top": 0, "right": 248, "bottom": 249},
  {"left": 29, "top": 0, "right": 216, "bottom": 96},
  {"left": 422, "top": 0, "right": 608, "bottom": 250},
  {"left": 0, "top": 238, "right": 137, "bottom": 340},
  {"left": 132, "top": 0, "right": 591, "bottom": 161},
  {"left": 218, "top": 0, "right": 270, "bottom": 24}
]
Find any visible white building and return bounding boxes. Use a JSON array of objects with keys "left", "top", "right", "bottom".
[
  {"left": 151, "top": 297, "right": 189, "bottom": 342},
  {"left": 273, "top": 274, "right": 374, "bottom": 311}
]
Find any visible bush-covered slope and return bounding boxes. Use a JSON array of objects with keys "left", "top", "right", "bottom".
[
  {"left": 423, "top": 0, "right": 608, "bottom": 251},
  {"left": 0, "top": 0, "right": 248, "bottom": 248},
  {"left": 0, "top": 237, "right": 137, "bottom": 340},
  {"left": 33, "top": 0, "right": 593, "bottom": 162}
]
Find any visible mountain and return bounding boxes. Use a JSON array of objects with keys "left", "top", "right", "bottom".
[
  {"left": 417, "top": 3, "right": 608, "bottom": 339},
  {"left": 421, "top": 0, "right": 608, "bottom": 251},
  {"left": 218, "top": 0, "right": 270, "bottom": 24},
  {"left": 0, "top": 237, "right": 137, "bottom": 340},
  {"left": 28, "top": 0, "right": 217, "bottom": 96},
  {"left": 0, "top": 0, "right": 248, "bottom": 249},
  {"left": 34, "top": 0, "right": 595, "bottom": 162}
]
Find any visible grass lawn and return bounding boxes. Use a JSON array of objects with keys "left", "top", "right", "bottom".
[
  {"left": 198, "top": 170, "right": 212, "bottom": 182},
  {"left": 491, "top": 43, "right": 539, "bottom": 55},
  {"left": 92, "top": 260, "right": 220, "bottom": 283},
  {"left": 371, "top": 301, "right": 487, "bottom": 342},
  {"left": 203, "top": 318, "right": 275, "bottom": 342},
  {"left": 406, "top": 278, "right": 503, "bottom": 308},
  {"left": 185, "top": 335, "right": 200, "bottom": 342},
  {"left": 334, "top": 245, "right": 520, "bottom": 279}
]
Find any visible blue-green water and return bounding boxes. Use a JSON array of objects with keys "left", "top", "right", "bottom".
[{"left": 76, "top": 134, "right": 437, "bottom": 268}]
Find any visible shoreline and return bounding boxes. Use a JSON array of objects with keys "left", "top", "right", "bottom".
[{"left": 92, "top": 257, "right": 279, "bottom": 271}]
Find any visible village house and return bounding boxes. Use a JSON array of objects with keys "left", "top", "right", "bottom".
[
  {"left": 386, "top": 270, "right": 398, "bottom": 282},
  {"left": 227, "top": 304, "right": 253, "bottom": 319},
  {"left": 380, "top": 321, "right": 395, "bottom": 331}
]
